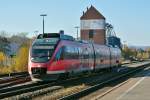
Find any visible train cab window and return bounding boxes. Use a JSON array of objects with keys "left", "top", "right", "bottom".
[{"left": 31, "top": 45, "right": 55, "bottom": 63}]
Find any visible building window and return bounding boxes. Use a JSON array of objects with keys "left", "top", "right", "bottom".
[{"left": 89, "top": 30, "right": 95, "bottom": 39}]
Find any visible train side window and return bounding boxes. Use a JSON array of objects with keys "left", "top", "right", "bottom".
[
  {"left": 64, "top": 46, "right": 70, "bottom": 59},
  {"left": 60, "top": 47, "right": 65, "bottom": 60},
  {"left": 55, "top": 47, "right": 64, "bottom": 61},
  {"left": 74, "top": 47, "right": 79, "bottom": 59}
]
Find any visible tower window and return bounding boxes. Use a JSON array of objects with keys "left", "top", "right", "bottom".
[{"left": 89, "top": 30, "right": 95, "bottom": 39}]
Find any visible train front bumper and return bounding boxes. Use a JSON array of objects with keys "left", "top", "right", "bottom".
[
  {"left": 29, "top": 68, "right": 65, "bottom": 81},
  {"left": 30, "top": 74, "right": 59, "bottom": 81}
]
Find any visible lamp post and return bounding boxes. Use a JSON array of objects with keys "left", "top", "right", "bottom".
[
  {"left": 74, "top": 26, "right": 79, "bottom": 40},
  {"left": 34, "top": 30, "right": 39, "bottom": 37},
  {"left": 123, "top": 41, "right": 127, "bottom": 49},
  {"left": 40, "top": 14, "right": 47, "bottom": 34}
]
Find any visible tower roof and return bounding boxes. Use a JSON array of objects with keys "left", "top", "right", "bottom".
[{"left": 80, "top": 5, "right": 105, "bottom": 20}]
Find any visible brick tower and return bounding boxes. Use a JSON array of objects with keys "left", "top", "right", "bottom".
[{"left": 80, "top": 5, "right": 106, "bottom": 44}]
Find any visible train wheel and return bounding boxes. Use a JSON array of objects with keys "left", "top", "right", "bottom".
[
  {"left": 58, "top": 73, "right": 69, "bottom": 80},
  {"left": 107, "top": 67, "right": 112, "bottom": 72}
]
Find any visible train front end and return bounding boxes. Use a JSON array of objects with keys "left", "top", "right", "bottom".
[{"left": 28, "top": 34, "right": 60, "bottom": 81}]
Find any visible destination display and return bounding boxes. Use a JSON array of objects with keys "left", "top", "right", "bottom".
[
  {"left": 33, "top": 46, "right": 54, "bottom": 49},
  {"left": 35, "top": 38, "right": 59, "bottom": 45}
]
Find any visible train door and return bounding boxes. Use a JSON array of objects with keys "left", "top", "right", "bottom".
[
  {"left": 99, "top": 48, "right": 104, "bottom": 68},
  {"left": 102, "top": 46, "right": 111, "bottom": 68},
  {"left": 108, "top": 47, "right": 112, "bottom": 68},
  {"left": 95, "top": 46, "right": 107, "bottom": 69},
  {"left": 93, "top": 45, "right": 101, "bottom": 70},
  {"left": 78, "top": 47, "right": 84, "bottom": 69},
  {"left": 91, "top": 43, "right": 96, "bottom": 71},
  {"left": 110, "top": 48, "right": 115, "bottom": 67},
  {"left": 88, "top": 44, "right": 95, "bottom": 70},
  {"left": 81, "top": 47, "right": 90, "bottom": 71}
]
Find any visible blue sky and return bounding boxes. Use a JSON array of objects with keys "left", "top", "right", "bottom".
[{"left": 0, "top": 0, "right": 150, "bottom": 46}]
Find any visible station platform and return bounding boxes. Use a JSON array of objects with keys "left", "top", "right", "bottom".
[{"left": 99, "top": 66, "right": 150, "bottom": 100}]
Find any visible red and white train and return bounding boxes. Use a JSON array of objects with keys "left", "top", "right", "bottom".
[{"left": 28, "top": 33, "right": 121, "bottom": 81}]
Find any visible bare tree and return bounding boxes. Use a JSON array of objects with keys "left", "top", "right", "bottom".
[{"left": 0, "top": 30, "right": 9, "bottom": 37}]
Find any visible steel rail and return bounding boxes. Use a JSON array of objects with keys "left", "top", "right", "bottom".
[
  {"left": 0, "top": 61, "right": 149, "bottom": 99},
  {"left": 59, "top": 62, "right": 150, "bottom": 100}
]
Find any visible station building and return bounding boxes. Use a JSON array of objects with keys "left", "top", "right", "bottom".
[{"left": 80, "top": 5, "right": 106, "bottom": 45}]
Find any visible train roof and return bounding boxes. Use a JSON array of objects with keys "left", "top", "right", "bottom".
[
  {"left": 37, "top": 33, "right": 75, "bottom": 41},
  {"left": 35, "top": 33, "right": 120, "bottom": 49},
  {"left": 36, "top": 33, "right": 92, "bottom": 45}
]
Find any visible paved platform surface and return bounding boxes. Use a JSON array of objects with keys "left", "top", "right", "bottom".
[{"left": 99, "top": 66, "right": 150, "bottom": 100}]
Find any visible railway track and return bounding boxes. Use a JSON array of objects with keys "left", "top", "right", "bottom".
[
  {"left": 0, "top": 81, "right": 57, "bottom": 99},
  {"left": 60, "top": 62, "right": 150, "bottom": 100},
  {"left": 0, "top": 72, "right": 29, "bottom": 84},
  {"left": 0, "top": 72, "right": 28, "bottom": 79},
  {"left": 0, "top": 77, "right": 31, "bottom": 89},
  {"left": 0, "top": 75, "right": 29, "bottom": 84},
  {"left": 29, "top": 62, "right": 150, "bottom": 100},
  {"left": 0, "top": 72, "right": 31, "bottom": 89},
  {"left": 1, "top": 61, "right": 149, "bottom": 99},
  {"left": 1, "top": 70, "right": 114, "bottom": 99},
  {"left": 1, "top": 71, "right": 106, "bottom": 99}
]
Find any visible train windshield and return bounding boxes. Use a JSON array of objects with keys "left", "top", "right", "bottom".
[{"left": 31, "top": 38, "right": 59, "bottom": 62}]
